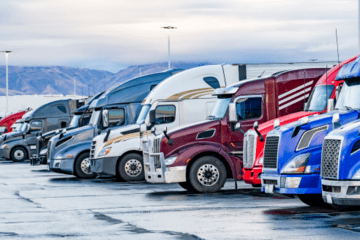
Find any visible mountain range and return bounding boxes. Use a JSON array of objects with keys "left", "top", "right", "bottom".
[{"left": 0, "top": 62, "right": 210, "bottom": 96}]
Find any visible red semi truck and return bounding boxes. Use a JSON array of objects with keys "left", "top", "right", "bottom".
[
  {"left": 242, "top": 56, "right": 357, "bottom": 186},
  {"left": 143, "top": 68, "right": 328, "bottom": 193},
  {"left": 0, "top": 111, "right": 26, "bottom": 134}
]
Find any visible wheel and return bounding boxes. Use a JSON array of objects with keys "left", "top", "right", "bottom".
[
  {"left": 118, "top": 153, "right": 144, "bottom": 181},
  {"left": 188, "top": 156, "right": 227, "bottom": 193},
  {"left": 74, "top": 152, "right": 96, "bottom": 179},
  {"left": 11, "top": 147, "right": 28, "bottom": 162},
  {"left": 178, "top": 181, "right": 195, "bottom": 191},
  {"left": 297, "top": 194, "right": 330, "bottom": 208}
]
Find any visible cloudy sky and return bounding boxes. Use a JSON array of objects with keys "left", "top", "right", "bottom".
[{"left": 0, "top": 0, "right": 358, "bottom": 72}]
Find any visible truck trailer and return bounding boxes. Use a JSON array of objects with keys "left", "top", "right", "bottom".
[
  {"left": 0, "top": 99, "right": 84, "bottom": 162},
  {"left": 261, "top": 55, "right": 360, "bottom": 207},
  {"left": 242, "top": 56, "right": 357, "bottom": 187},
  {"left": 48, "top": 70, "right": 180, "bottom": 178},
  {"left": 142, "top": 68, "right": 327, "bottom": 193},
  {"left": 90, "top": 64, "right": 244, "bottom": 182}
]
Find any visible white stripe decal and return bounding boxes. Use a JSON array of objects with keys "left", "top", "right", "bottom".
[
  {"left": 278, "top": 81, "right": 313, "bottom": 99},
  {"left": 279, "top": 93, "right": 310, "bottom": 110},
  {"left": 279, "top": 87, "right": 312, "bottom": 105}
]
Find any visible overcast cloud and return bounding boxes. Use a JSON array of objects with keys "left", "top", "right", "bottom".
[{"left": 0, "top": 0, "right": 358, "bottom": 72}]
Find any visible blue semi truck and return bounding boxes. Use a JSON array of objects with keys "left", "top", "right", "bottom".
[{"left": 261, "top": 55, "right": 360, "bottom": 207}]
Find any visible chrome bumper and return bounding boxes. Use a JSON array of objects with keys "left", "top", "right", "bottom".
[{"left": 322, "top": 179, "right": 360, "bottom": 205}]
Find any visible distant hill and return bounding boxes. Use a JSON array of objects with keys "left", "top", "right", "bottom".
[{"left": 0, "top": 62, "right": 211, "bottom": 96}]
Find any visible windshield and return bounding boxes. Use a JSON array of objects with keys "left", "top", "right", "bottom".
[
  {"left": 89, "top": 110, "right": 101, "bottom": 126},
  {"left": 69, "top": 114, "right": 82, "bottom": 128},
  {"left": 307, "top": 85, "right": 335, "bottom": 112},
  {"left": 207, "top": 97, "right": 232, "bottom": 120},
  {"left": 335, "top": 80, "right": 360, "bottom": 110},
  {"left": 11, "top": 123, "right": 21, "bottom": 132},
  {"left": 20, "top": 123, "right": 28, "bottom": 133},
  {"left": 136, "top": 105, "right": 151, "bottom": 124}
]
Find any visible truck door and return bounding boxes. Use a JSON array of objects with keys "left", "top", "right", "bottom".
[
  {"left": 227, "top": 95, "right": 265, "bottom": 151},
  {"left": 153, "top": 102, "right": 179, "bottom": 135},
  {"left": 26, "top": 119, "right": 43, "bottom": 156}
]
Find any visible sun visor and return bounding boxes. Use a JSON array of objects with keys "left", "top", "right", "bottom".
[{"left": 336, "top": 56, "right": 360, "bottom": 81}]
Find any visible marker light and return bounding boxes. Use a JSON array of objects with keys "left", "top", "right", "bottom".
[{"left": 274, "top": 119, "right": 280, "bottom": 129}]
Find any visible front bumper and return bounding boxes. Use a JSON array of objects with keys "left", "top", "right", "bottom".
[
  {"left": 322, "top": 179, "right": 360, "bottom": 206},
  {"left": 243, "top": 166, "right": 262, "bottom": 185},
  {"left": 261, "top": 173, "right": 321, "bottom": 194},
  {"left": 90, "top": 157, "right": 118, "bottom": 176},
  {"left": 1, "top": 148, "right": 10, "bottom": 159},
  {"left": 49, "top": 158, "right": 75, "bottom": 175}
]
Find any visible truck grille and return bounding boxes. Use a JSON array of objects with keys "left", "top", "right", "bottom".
[
  {"left": 90, "top": 141, "right": 96, "bottom": 159},
  {"left": 263, "top": 136, "right": 280, "bottom": 169},
  {"left": 321, "top": 139, "right": 341, "bottom": 179},
  {"left": 47, "top": 141, "right": 52, "bottom": 160},
  {"left": 243, "top": 132, "right": 256, "bottom": 168},
  {"left": 153, "top": 138, "right": 161, "bottom": 153}
]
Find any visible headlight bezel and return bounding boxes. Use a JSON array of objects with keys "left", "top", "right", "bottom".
[
  {"left": 281, "top": 153, "right": 311, "bottom": 174},
  {"left": 164, "top": 156, "right": 178, "bottom": 166},
  {"left": 98, "top": 147, "right": 112, "bottom": 157}
]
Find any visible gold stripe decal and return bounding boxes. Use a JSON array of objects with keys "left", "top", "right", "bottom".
[
  {"left": 104, "top": 131, "right": 151, "bottom": 147},
  {"left": 167, "top": 88, "right": 213, "bottom": 100}
]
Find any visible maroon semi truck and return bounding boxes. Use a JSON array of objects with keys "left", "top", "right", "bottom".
[{"left": 142, "top": 68, "right": 328, "bottom": 193}]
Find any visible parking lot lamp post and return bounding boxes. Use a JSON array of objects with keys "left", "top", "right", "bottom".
[
  {"left": 1, "top": 51, "right": 13, "bottom": 115},
  {"left": 161, "top": 26, "right": 177, "bottom": 70}
]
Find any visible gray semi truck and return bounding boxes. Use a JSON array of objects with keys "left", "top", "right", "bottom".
[
  {"left": 0, "top": 99, "right": 85, "bottom": 162},
  {"left": 30, "top": 92, "right": 105, "bottom": 165},
  {"left": 48, "top": 70, "right": 181, "bottom": 178}
]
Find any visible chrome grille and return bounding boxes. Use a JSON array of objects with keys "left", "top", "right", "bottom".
[
  {"left": 263, "top": 136, "right": 279, "bottom": 169},
  {"left": 90, "top": 141, "right": 96, "bottom": 159},
  {"left": 153, "top": 138, "right": 161, "bottom": 153},
  {"left": 47, "top": 141, "right": 52, "bottom": 160},
  {"left": 321, "top": 139, "right": 341, "bottom": 179},
  {"left": 243, "top": 132, "right": 256, "bottom": 168}
]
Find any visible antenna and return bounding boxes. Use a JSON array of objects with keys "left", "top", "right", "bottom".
[
  {"left": 326, "top": 65, "right": 328, "bottom": 108},
  {"left": 258, "top": 71, "right": 265, "bottom": 78},
  {"left": 335, "top": 29, "right": 340, "bottom": 64}
]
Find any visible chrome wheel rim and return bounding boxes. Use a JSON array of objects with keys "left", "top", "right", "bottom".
[
  {"left": 197, "top": 164, "right": 219, "bottom": 186},
  {"left": 124, "top": 159, "right": 142, "bottom": 177},
  {"left": 14, "top": 150, "right": 25, "bottom": 160},
  {"left": 80, "top": 158, "right": 93, "bottom": 175}
]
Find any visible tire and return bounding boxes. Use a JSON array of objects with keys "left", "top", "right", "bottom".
[
  {"left": 178, "top": 181, "right": 196, "bottom": 191},
  {"left": 189, "top": 156, "right": 227, "bottom": 193},
  {"left": 74, "top": 152, "right": 96, "bottom": 179},
  {"left": 117, "top": 153, "right": 145, "bottom": 182},
  {"left": 297, "top": 194, "right": 330, "bottom": 208},
  {"left": 11, "top": 147, "right": 28, "bottom": 162}
]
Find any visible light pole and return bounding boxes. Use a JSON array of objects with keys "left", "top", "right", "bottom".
[
  {"left": 161, "top": 26, "right": 177, "bottom": 70},
  {"left": 359, "top": 0, "right": 360, "bottom": 52},
  {"left": 138, "top": 65, "right": 144, "bottom": 76},
  {"left": 72, "top": 75, "right": 77, "bottom": 96},
  {"left": 1, "top": 51, "right": 13, "bottom": 115}
]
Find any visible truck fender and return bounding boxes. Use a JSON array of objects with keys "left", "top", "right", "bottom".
[
  {"left": 4, "top": 140, "right": 29, "bottom": 159},
  {"left": 54, "top": 141, "right": 91, "bottom": 161}
]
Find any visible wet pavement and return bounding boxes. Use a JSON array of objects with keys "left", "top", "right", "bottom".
[{"left": 1, "top": 159, "right": 360, "bottom": 239}]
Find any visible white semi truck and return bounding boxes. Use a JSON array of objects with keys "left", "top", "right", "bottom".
[{"left": 90, "top": 64, "right": 246, "bottom": 181}]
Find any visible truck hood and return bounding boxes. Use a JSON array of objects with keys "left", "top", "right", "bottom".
[
  {"left": 267, "top": 110, "right": 359, "bottom": 173},
  {"left": 163, "top": 120, "right": 221, "bottom": 158},
  {"left": 0, "top": 131, "right": 24, "bottom": 145},
  {"left": 93, "top": 124, "right": 141, "bottom": 144},
  {"left": 58, "top": 125, "right": 94, "bottom": 139}
]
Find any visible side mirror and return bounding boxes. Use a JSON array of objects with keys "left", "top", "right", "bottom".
[
  {"left": 254, "top": 121, "right": 264, "bottom": 142},
  {"left": 235, "top": 123, "right": 244, "bottom": 134},
  {"left": 228, "top": 103, "right": 238, "bottom": 123},
  {"left": 327, "top": 99, "right": 334, "bottom": 113},
  {"left": 149, "top": 110, "right": 156, "bottom": 125},
  {"left": 304, "top": 101, "right": 309, "bottom": 111},
  {"left": 102, "top": 110, "right": 109, "bottom": 128},
  {"left": 335, "top": 85, "right": 342, "bottom": 101},
  {"left": 163, "top": 127, "right": 173, "bottom": 145},
  {"left": 151, "top": 126, "right": 157, "bottom": 136},
  {"left": 332, "top": 113, "right": 341, "bottom": 129},
  {"left": 26, "top": 124, "right": 31, "bottom": 134}
]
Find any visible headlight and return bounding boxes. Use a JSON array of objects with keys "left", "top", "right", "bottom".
[
  {"left": 1, "top": 144, "right": 7, "bottom": 149},
  {"left": 352, "top": 169, "right": 360, "bottom": 179},
  {"left": 164, "top": 156, "right": 177, "bottom": 166},
  {"left": 40, "top": 148, "right": 47, "bottom": 155},
  {"left": 98, "top": 147, "right": 112, "bottom": 157},
  {"left": 281, "top": 153, "right": 310, "bottom": 174},
  {"left": 259, "top": 157, "right": 263, "bottom": 165}
]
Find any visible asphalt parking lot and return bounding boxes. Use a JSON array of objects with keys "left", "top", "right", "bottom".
[{"left": 1, "top": 160, "right": 360, "bottom": 240}]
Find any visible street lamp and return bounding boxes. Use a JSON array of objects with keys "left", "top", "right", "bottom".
[
  {"left": 138, "top": 65, "right": 144, "bottom": 76},
  {"left": 72, "top": 75, "right": 77, "bottom": 96},
  {"left": 161, "top": 26, "right": 177, "bottom": 70},
  {"left": 1, "top": 51, "right": 13, "bottom": 115}
]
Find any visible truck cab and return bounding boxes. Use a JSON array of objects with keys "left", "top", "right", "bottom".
[
  {"left": 142, "top": 68, "right": 327, "bottom": 193},
  {"left": 243, "top": 56, "right": 357, "bottom": 186},
  {"left": 48, "top": 70, "right": 180, "bottom": 178},
  {"left": 0, "top": 99, "right": 84, "bottom": 162},
  {"left": 90, "top": 64, "right": 243, "bottom": 182},
  {"left": 261, "top": 55, "right": 360, "bottom": 207},
  {"left": 30, "top": 92, "right": 104, "bottom": 165},
  {"left": 0, "top": 111, "right": 26, "bottom": 135}
]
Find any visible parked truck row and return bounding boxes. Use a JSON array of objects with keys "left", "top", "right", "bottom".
[{"left": 5, "top": 58, "right": 360, "bottom": 208}]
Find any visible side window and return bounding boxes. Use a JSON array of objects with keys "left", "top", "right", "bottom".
[
  {"left": 80, "top": 114, "right": 91, "bottom": 126},
  {"left": 57, "top": 105, "right": 67, "bottom": 113},
  {"left": 108, "top": 109, "right": 125, "bottom": 127},
  {"left": 203, "top": 77, "right": 220, "bottom": 89},
  {"left": 236, "top": 97, "right": 262, "bottom": 120},
  {"left": 155, "top": 105, "right": 176, "bottom": 124},
  {"left": 30, "top": 120, "right": 43, "bottom": 131}
]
